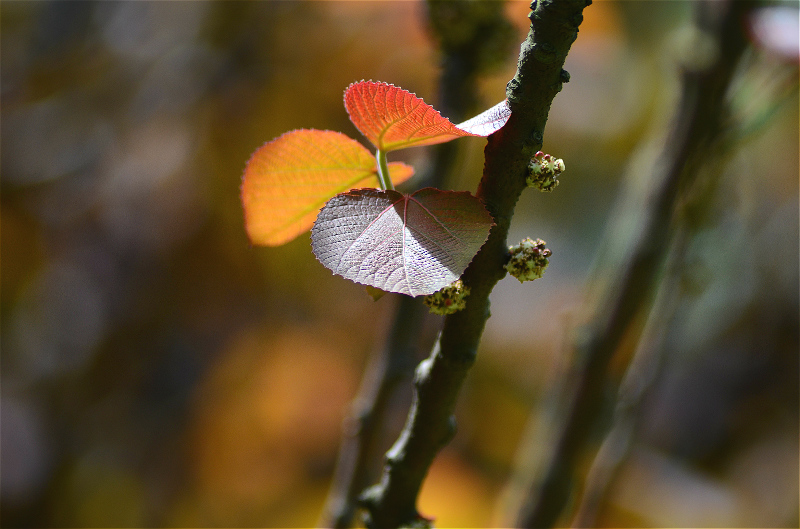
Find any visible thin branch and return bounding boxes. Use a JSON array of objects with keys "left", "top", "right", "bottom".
[
  {"left": 360, "top": 1, "right": 593, "bottom": 527},
  {"left": 570, "top": 231, "right": 686, "bottom": 528},
  {"left": 507, "top": 1, "right": 755, "bottom": 527},
  {"left": 320, "top": 295, "right": 429, "bottom": 529},
  {"left": 319, "top": 3, "right": 516, "bottom": 525}
]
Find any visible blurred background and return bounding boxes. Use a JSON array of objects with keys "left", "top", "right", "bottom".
[{"left": 1, "top": 1, "right": 797, "bottom": 527}]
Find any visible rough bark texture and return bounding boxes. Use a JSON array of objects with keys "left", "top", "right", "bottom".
[{"left": 360, "top": 1, "right": 592, "bottom": 527}]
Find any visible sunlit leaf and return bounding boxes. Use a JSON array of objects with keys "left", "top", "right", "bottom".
[
  {"left": 455, "top": 99, "right": 511, "bottom": 136},
  {"left": 242, "top": 129, "right": 413, "bottom": 246},
  {"left": 311, "top": 187, "right": 494, "bottom": 296},
  {"left": 344, "top": 81, "right": 510, "bottom": 152}
]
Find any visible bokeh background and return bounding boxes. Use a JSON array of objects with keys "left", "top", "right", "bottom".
[{"left": 1, "top": 1, "right": 797, "bottom": 527}]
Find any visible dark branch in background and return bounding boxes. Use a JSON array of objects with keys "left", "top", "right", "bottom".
[
  {"left": 318, "top": 2, "right": 515, "bottom": 527},
  {"left": 320, "top": 295, "right": 429, "bottom": 529},
  {"left": 503, "top": 1, "right": 755, "bottom": 527},
  {"left": 569, "top": 3, "right": 763, "bottom": 525},
  {"left": 360, "top": 1, "right": 592, "bottom": 527},
  {"left": 427, "top": 0, "right": 516, "bottom": 123},
  {"left": 570, "top": 231, "right": 687, "bottom": 528}
]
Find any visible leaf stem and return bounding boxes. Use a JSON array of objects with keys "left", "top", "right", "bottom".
[{"left": 375, "top": 149, "right": 394, "bottom": 191}]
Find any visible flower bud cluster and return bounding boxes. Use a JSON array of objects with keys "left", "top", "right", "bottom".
[
  {"left": 505, "top": 238, "right": 551, "bottom": 282},
  {"left": 424, "top": 279, "right": 470, "bottom": 315},
  {"left": 526, "top": 151, "right": 565, "bottom": 192}
]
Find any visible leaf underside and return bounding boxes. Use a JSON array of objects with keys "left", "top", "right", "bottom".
[
  {"left": 311, "top": 187, "right": 494, "bottom": 297},
  {"left": 242, "top": 129, "right": 413, "bottom": 246},
  {"left": 455, "top": 99, "right": 511, "bottom": 136}
]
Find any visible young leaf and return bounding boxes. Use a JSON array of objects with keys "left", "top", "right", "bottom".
[
  {"left": 311, "top": 187, "right": 494, "bottom": 297},
  {"left": 344, "top": 81, "right": 510, "bottom": 152},
  {"left": 242, "top": 129, "right": 413, "bottom": 246},
  {"left": 455, "top": 99, "right": 511, "bottom": 136}
]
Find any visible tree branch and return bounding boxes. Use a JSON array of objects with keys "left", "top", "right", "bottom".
[
  {"left": 319, "top": 3, "right": 516, "bottom": 526},
  {"left": 506, "top": 1, "right": 755, "bottom": 526},
  {"left": 360, "top": 2, "right": 592, "bottom": 527},
  {"left": 570, "top": 231, "right": 686, "bottom": 528},
  {"left": 320, "top": 294, "right": 429, "bottom": 529}
]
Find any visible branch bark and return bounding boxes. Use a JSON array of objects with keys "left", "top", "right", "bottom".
[
  {"left": 320, "top": 294, "right": 429, "bottom": 528},
  {"left": 360, "top": 1, "right": 592, "bottom": 527},
  {"left": 319, "top": 3, "right": 516, "bottom": 526}
]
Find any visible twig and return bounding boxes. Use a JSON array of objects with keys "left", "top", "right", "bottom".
[
  {"left": 320, "top": 295, "right": 429, "bottom": 528},
  {"left": 360, "top": 1, "right": 592, "bottom": 527},
  {"left": 507, "top": 1, "right": 754, "bottom": 527},
  {"left": 319, "top": 3, "right": 516, "bottom": 526},
  {"left": 570, "top": 231, "right": 686, "bottom": 528}
]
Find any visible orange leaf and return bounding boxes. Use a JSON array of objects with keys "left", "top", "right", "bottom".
[
  {"left": 345, "top": 81, "right": 482, "bottom": 152},
  {"left": 242, "top": 129, "right": 414, "bottom": 246}
]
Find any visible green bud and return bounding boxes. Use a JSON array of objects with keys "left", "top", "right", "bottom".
[
  {"left": 505, "top": 238, "right": 551, "bottom": 282},
  {"left": 424, "top": 279, "right": 470, "bottom": 315},
  {"left": 527, "top": 151, "right": 565, "bottom": 192}
]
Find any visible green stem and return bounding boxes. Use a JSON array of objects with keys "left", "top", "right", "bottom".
[{"left": 375, "top": 149, "right": 394, "bottom": 191}]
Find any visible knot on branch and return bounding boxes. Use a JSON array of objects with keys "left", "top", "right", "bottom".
[
  {"left": 533, "top": 42, "right": 557, "bottom": 63},
  {"left": 520, "top": 129, "right": 546, "bottom": 153},
  {"left": 570, "top": 12, "right": 585, "bottom": 28}
]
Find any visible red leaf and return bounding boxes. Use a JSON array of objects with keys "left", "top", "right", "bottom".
[
  {"left": 242, "top": 129, "right": 413, "bottom": 246},
  {"left": 311, "top": 187, "right": 494, "bottom": 296},
  {"left": 344, "top": 81, "right": 510, "bottom": 152}
]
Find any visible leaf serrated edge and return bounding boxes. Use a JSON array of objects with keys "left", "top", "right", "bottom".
[
  {"left": 407, "top": 188, "right": 496, "bottom": 285},
  {"left": 344, "top": 80, "right": 511, "bottom": 144},
  {"left": 310, "top": 187, "right": 495, "bottom": 296},
  {"left": 344, "top": 80, "right": 479, "bottom": 151}
]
